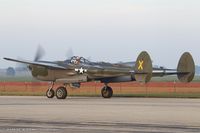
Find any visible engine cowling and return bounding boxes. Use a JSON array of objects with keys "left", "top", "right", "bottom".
[{"left": 29, "top": 65, "right": 48, "bottom": 77}]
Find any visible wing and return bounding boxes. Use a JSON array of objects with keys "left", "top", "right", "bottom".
[{"left": 4, "top": 57, "right": 66, "bottom": 70}]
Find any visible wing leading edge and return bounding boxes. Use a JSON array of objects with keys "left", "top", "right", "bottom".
[{"left": 3, "top": 58, "right": 66, "bottom": 70}]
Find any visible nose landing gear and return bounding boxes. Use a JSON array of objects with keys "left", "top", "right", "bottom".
[{"left": 46, "top": 82, "right": 55, "bottom": 98}]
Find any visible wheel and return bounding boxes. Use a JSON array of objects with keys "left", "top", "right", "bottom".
[
  {"left": 56, "top": 86, "right": 67, "bottom": 99},
  {"left": 101, "top": 86, "right": 113, "bottom": 98},
  {"left": 46, "top": 89, "right": 55, "bottom": 98}
]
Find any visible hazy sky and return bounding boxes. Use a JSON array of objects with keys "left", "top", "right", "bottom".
[{"left": 0, "top": 0, "right": 200, "bottom": 68}]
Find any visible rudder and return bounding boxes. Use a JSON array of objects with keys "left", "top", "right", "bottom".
[
  {"left": 177, "top": 52, "right": 195, "bottom": 82},
  {"left": 134, "top": 51, "right": 153, "bottom": 83}
]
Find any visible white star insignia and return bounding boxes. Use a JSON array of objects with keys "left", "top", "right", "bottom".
[
  {"left": 75, "top": 67, "right": 87, "bottom": 74},
  {"left": 79, "top": 67, "right": 84, "bottom": 74}
]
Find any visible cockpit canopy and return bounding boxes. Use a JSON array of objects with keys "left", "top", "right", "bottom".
[{"left": 70, "top": 56, "right": 90, "bottom": 65}]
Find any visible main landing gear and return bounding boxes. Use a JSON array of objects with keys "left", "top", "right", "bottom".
[
  {"left": 56, "top": 86, "right": 68, "bottom": 99},
  {"left": 46, "top": 82, "right": 68, "bottom": 99},
  {"left": 101, "top": 84, "right": 113, "bottom": 98},
  {"left": 46, "top": 82, "right": 114, "bottom": 99}
]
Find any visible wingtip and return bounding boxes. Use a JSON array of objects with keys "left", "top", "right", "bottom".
[{"left": 3, "top": 57, "right": 10, "bottom": 60}]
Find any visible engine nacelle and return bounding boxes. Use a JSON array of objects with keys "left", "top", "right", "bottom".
[{"left": 29, "top": 65, "right": 48, "bottom": 77}]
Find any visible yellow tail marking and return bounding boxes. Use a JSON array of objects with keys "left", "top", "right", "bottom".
[{"left": 138, "top": 60, "right": 144, "bottom": 70}]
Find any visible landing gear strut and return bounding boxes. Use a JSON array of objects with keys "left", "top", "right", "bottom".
[
  {"left": 46, "top": 82, "right": 55, "bottom": 98},
  {"left": 101, "top": 84, "right": 113, "bottom": 98}
]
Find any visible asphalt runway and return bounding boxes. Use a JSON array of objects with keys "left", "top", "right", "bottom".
[{"left": 0, "top": 96, "right": 200, "bottom": 133}]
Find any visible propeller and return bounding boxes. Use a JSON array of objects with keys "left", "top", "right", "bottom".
[
  {"left": 65, "top": 47, "right": 92, "bottom": 62},
  {"left": 34, "top": 45, "right": 45, "bottom": 61},
  {"left": 15, "top": 45, "right": 45, "bottom": 70},
  {"left": 66, "top": 47, "right": 74, "bottom": 59},
  {"left": 86, "top": 56, "right": 92, "bottom": 61},
  {"left": 9, "top": 45, "right": 47, "bottom": 80}
]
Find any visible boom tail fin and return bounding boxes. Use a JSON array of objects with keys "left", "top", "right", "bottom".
[
  {"left": 177, "top": 52, "right": 195, "bottom": 83},
  {"left": 134, "top": 51, "right": 153, "bottom": 83}
]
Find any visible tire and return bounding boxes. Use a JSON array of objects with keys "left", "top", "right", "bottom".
[
  {"left": 101, "top": 86, "right": 113, "bottom": 98},
  {"left": 46, "top": 89, "right": 55, "bottom": 98},
  {"left": 56, "top": 87, "right": 67, "bottom": 99}
]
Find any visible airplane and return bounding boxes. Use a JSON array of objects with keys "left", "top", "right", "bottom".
[{"left": 4, "top": 51, "right": 195, "bottom": 99}]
